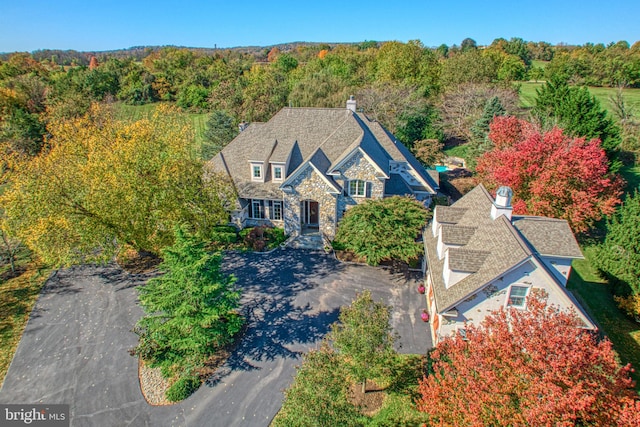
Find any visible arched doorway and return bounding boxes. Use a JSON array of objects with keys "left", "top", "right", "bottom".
[{"left": 300, "top": 200, "right": 319, "bottom": 234}]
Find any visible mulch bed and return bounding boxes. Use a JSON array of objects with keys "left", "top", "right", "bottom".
[
  {"left": 138, "top": 348, "right": 232, "bottom": 406},
  {"left": 348, "top": 379, "right": 386, "bottom": 416},
  {"left": 334, "top": 250, "right": 367, "bottom": 264},
  {"left": 117, "top": 249, "right": 161, "bottom": 274}
]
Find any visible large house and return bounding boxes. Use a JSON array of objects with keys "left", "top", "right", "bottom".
[
  {"left": 208, "top": 97, "right": 439, "bottom": 239},
  {"left": 423, "top": 184, "right": 595, "bottom": 344}
]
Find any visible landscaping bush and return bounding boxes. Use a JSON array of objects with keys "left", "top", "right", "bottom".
[
  {"left": 210, "top": 225, "right": 238, "bottom": 246},
  {"left": 272, "top": 343, "right": 365, "bottom": 427},
  {"left": 240, "top": 226, "right": 286, "bottom": 251},
  {"left": 241, "top": 226, "right": 267, "bottom": 251},
  {"left": 264, "top": 226, "right": 286, "bottom": 248},
  {"left": 333, "top": 196, "right": 430, "bottom": 265},
  {"left": 166, "top": 374, "right": 201, "bottom": 402},
  {"left": 132, "top": 226, "right": 243, "bottom": 401}
]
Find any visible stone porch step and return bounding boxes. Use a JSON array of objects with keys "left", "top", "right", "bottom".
[{"left": 290, "top": 233, "right": 326, "bottom": 250}]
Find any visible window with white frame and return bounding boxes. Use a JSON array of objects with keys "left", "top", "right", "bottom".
[
  {"left": 507, "top": 285, "right": 529, "bottom": 308},
  {"left": 251, "top": 164, "right": 263, "bottom": 181},
  {"left": 249, "top": 199, "right": 264, "bottom": 219},
  {"left": 269, "top": 200, "right": 283, "bottom": 220},
  {"left": 348, "top": 179, "right": 367, "bottom": 197},
  {"left": 272, "top": 165, "right": 283, "bottom": 181}
]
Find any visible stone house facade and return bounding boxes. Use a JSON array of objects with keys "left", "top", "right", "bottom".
[{"left": 208, "top": 98, "right": 439, "bottom": 239}]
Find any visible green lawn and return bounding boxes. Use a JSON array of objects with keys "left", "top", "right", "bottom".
[
  {"left": 569, "top": 245, "right": 640, "bottom": 389},
  {"left": 519, "top": 81, "right": 640, "bottom": 120},
  {"left": 0, "top": 252, "right": 50, "bottom": 388},
  {"left": 531, "top": 60, "right": 549, "bottom": 69},
  {"left": 114, "top": 102, "right": 209, "bottom": 148}
]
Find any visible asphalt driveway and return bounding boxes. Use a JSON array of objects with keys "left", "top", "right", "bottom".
[{"left": 0, "top": 249, "right": 432, "bottom": 426}]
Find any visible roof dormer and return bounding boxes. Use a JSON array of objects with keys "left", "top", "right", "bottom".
[
  {"left": 250, "top": 161, "right": 264, "bottom": 183},
  {"left": 271, "top": 162, "right": 285, "bottom": 182},
  {"left": 443, "top": 248, "right": 490, "bottom": 288}
]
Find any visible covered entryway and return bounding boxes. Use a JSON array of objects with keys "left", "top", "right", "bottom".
[{"left": 300, "top": 200, "right": 319, "bottom": 234}]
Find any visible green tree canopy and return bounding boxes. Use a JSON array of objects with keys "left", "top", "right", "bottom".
[
  {"left": 133, "top": 226, "right": 243, "bottom": 376},
  {"left": 533, "top": 77, "right": 621, "bottom": 162},
  {"left": 595, "top": 191, "right": 640, "bottom": 296},
  {"left": 273, "top": 343, "right": 364, "bottom": 427},
  {"left": 202, "top": 110, "right": 238, "bottom": 159},
  {"left": 469, "top": 96, "right": 506, "bottom": 160},
  {"left": 1, "top": 103, "right": 234, "bottom": 266},
  {"left": 334, "top": 196, "right": 430, "bottom": 265},
  {"left": 329, "top": 290, "right": 395, "bottom": 394}
]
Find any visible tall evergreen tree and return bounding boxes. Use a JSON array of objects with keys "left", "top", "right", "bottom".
[
  {"left": 202, "top": 110, "right": 238, "bottom": 159},
  {"left": 133, "top": 226, "right": 243, "bottom": 376},
  {"left": 533, "top": 77, "right": 621, "bottom": 166},
  {"left": 595, "top": 191, "right": 640, "bottom": 296},
  {"left": 470, "top": 96, "right": 506, "bottom": 153}
]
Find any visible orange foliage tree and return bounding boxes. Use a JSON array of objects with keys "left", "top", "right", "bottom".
[{"left": 417, "top": 295, "right": 638, "bottom": 426}]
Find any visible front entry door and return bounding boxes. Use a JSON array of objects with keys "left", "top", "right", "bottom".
[{"left": 301, "top": 200, "right": 319, "bottom": 228}]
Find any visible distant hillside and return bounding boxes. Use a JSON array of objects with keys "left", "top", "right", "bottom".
[{"left": 0, "top": 42, "right": 367, "bottom": 65}]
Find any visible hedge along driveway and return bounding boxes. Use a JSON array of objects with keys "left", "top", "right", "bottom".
[{"left": 0, "top": 249, "right": 432, "bottom": 426}]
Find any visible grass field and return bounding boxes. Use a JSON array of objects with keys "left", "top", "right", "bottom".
[
  {"left": 115, "top": 103, "right": 209, "bottom": 148},
  {"left": 519, "top": 81, "right": 640, "bottom": 119},
  {"left": 0, "top": 251, "right": 49, "bottom": 388},
  {"left": 531, "top": 60, "right": 549, "bottom": 69}
]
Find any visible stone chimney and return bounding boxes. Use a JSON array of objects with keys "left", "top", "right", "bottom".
[
  {"left": 491, "top": 186, "right": 513, "bottom": 221},
  {"left": 346, "top": 95, "right": 356, "bottom": 113}
]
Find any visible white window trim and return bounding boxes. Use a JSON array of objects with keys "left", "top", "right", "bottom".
[
  {"left": 506, "top": 284, "right": 530, "bottom": 309},
  {"left": 272, "top": 164, "right": 284, "bottom": 182},
  {"left": 251, "top": 163, "right": 263, "bottom": 182},
  {"left": 250, "top": 199, "right": 264, "bottom": 219},
  {"left": 269, "top": 200, "right": 283, "bottom": 221},
  {"left": 348, "top": 179, "right": 367, "bottom": 197}
]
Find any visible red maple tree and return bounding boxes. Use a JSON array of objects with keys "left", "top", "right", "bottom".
[
  {"left": 417, "top": 294, "right": 638, "bottom": 426},
  {"left": 476, "top": 116, "right": 622, "bottom": 232}
]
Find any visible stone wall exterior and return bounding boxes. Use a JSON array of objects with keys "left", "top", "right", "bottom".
[
  {"left": 334, "top": 150, "right": 385, "bottom": 222},
  {"left": 283, "top": 165, "right": 338, "bottom": 238}
]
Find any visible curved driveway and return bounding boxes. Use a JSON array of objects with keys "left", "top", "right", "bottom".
[{"left": 0, "top": 249, "right": 431, "bottom": 426}]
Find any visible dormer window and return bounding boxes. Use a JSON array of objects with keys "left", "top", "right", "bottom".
[
  {"left": 272, "top": 164, "right": 285, "bottom": 182},
  {"left": 507, "top": 285, "right": 529, "bottom": 308},
  {"left": 250, "top": 162, "right": 264, "bottom": 182}
]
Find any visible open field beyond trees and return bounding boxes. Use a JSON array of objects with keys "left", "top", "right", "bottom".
[{"left": 519, "top": 81, "right": 640, "bottom": 118}]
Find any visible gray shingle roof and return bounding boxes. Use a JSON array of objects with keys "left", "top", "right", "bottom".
[
  {"left": 434, "top": 206, "right": 467, "bottom": 224},
  {"left": 426, "top": 185, "right": 532, "bottom": 312},
  {"left": 384, "top": 173, "right": 413, "bottom": 196},
  {"left": 441, "top": 225, "right": 477, "bottom": 245},
  {"left": 511, "top": 216, "right": 584, "bottom": 259},
  {"left": 208, "top": 106, "right": 438, "bottom": 199},
  {"left": 448, "top": 248, "right": 490, "bottom": 272},
  {"left": 425, "top": 184, "right": 587, "bottom": 316}
]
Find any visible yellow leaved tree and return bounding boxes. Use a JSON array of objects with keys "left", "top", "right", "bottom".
[{"left": 1, "top": 103, "right": 234, "bottom": 266}]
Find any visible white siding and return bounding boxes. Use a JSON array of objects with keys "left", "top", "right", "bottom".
[{"left": 438, "top": 259, "right": 586, "bottom": 338}]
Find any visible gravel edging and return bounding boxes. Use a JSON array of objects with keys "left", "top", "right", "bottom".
[{"left": 138, "top": 358, "right": 173, "bottom": 406}]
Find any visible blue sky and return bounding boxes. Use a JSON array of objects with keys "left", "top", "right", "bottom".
[{"left": 1, "top": 0, "right": 638, "bottom": 52}]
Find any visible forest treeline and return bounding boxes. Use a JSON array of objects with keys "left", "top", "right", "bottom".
[{"left": 1, "top": 37, "right": 639, "bottom": 160}]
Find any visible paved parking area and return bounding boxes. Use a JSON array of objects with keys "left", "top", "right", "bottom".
[{"left": 0, "top": 249, "right": 432, "bottom": 426}]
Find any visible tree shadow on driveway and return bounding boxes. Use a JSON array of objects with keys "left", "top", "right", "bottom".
[{"left": 206, "top": 249, "right": 343, "bottom": 386}]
